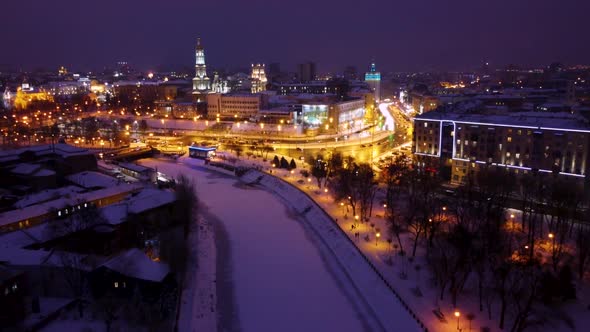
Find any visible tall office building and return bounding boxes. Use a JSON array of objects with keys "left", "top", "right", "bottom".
[
  {"left": 192, "top": 38, "right": 211, "bottom": 94},
  {"left": 298, "top": 62, "right": 317, "bottom": 82},
  {"left": 364, "top": 62, "right": 381, "bottom": 101},
  {"left": 344, "top": 65, "right": 358, "bottom": 80},
  {"left": 268, "top": 62, "right": 281, "bottom": 82},
  {"left": 251, "top": 63, "right": 268, "bottom": 93}
]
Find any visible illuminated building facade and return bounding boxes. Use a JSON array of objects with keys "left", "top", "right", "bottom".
[
  {"left": 212, "top": 72, "right": 229, "bottom": 94},
  {"left": 251, "top": 64, "right": 267, "bottom": 93},
  {"left": 296, "top": 99, "right": 365, "bottom": 133},
  {"left": 3, "top": 89, "right": 12, "bottom": 109},
  {"left": 414, "top": 110, "right": 590, "bottom": 186},
  {"left": 192, "top": 38, "right": 211, "bottom": 94},
  {"left": 13, "top": 85, "right": 53, "bottom": 110},
  {"left": 364, "top": 62, "right": 381, "bottom": 101},
  {"left": 206, "top": 93, "right": 262, "bottom": 119}
]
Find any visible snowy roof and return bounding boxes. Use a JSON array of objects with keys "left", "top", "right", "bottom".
[
  {"left": 416, "top": 110, "right": 590, "bottom": 132},
  {"left": 0, "top": 248, "right": 101, "bottom": 271},
  {"left": 11, "top": 163, "right": 41, "bottom": 175},
  {"left": 66, "top": 171, "right": 119, "bottom": 189},
  {"left": 0, "top": 183, "right": 142, "bottom": 227},
  {"left": 101, "top": 248, "right": 170, "bottom": 282},
  {"left": 14, "top": 186, "right": 85, "bottom": 209},
  {"left": 101, "top": 204, "right": 128, "bottom": 225},
  {"left": 118, "top": 162, "right": 153, "bottom": 174},
  {"left": 0, "top": 143, "right": 93, "bottom": 163},
  {"left": 100, "top": 188, "right": 175, "bottom": 225},
  {"left": 127, "top": 188, "right": 175, "bottom": 214}
]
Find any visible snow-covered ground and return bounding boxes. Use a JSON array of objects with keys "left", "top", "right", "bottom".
[
  {"left": 140, "top": 157, "right": 379, "bottom": 332},
  {"left": 177, "top": 215, "right": 217, "bottom": 332}
]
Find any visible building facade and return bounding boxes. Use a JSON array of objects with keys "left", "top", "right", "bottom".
[
  {"left": 206, "top": 93, "right": 262, "bottom": 119},
  {"left": 295, "top": 99, "right": 365, "bottom": 134},
  {"left": 298, "top": 62, "right": 317, "bottom": 82},
  {"left": 413, "top": 111, "right": 590, "bottom": 186},
  {"left": 192, "top": 38, "right": 210, "bottom": 94},
  {"left": 364, "top": 62, "right": 381, "bottom": 101},
  {"left": 251, "top": 64, "right": 268, "bottom": 93}
]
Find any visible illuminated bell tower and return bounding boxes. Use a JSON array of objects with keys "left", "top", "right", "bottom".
[
  {"left": 192, "top": 38, "right": 211, "bottom": 94},
  {"left": 364, "top": 61, "right": 381, "bottom": 101}
]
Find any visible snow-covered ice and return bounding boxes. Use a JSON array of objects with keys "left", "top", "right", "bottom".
[{"left": 140, "top": 157, "right": 379, "bottom": 332}]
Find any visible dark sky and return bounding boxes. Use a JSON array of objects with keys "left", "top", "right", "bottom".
[{"left": 2, "top": 0, "right": 589, "bottom": 73}]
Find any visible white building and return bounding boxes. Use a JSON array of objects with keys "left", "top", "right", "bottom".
[{"left": 192, "top": 38, "right": 211, "bottom": 94}]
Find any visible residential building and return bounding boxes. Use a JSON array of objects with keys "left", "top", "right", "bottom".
[{"left": 413, "top": 109, "right": 590, "bottom": 187}]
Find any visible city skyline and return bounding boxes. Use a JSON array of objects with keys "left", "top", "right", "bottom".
[{"left": 1, "top": 0, "right": 589, "bottom": 73}]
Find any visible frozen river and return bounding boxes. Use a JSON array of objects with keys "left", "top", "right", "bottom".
[{"left": 140, "top": 158, "right": 373, "bottom": 332}]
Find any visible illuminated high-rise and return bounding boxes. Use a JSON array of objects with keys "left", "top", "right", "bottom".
[
  {"left": 192, "top": 38, "right": 211, "bottom": 95},
  {"left": 364, "top": 62, "right": 381, "bottom": 101},
  {"left": 251, "top": 63, "right": 267, "bottom": 93}
]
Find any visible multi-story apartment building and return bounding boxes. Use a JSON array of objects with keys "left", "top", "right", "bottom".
[{"left": 414, "top": 110, "right": 590, "bottom": 186}]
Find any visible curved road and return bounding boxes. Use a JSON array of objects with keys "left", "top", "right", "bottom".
[{"left": 140, "top": 157, "right": 376, "bottom": 332}]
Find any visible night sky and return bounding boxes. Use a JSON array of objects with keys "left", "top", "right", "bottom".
[{"left": 2, "top": 0, "right": 589, "bottom": 73}]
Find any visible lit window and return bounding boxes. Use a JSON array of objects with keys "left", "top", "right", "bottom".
[
  {"left": 114, "top": 282, "right": 119, "bottom": 288},
  {"left": 58, "top": 211, "right": 62, "bottom": 217},
  {"left": 507, "top": 137, "right": 512, "bottom": 142}
]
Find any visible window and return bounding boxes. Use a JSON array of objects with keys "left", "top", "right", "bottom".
[
  {"left": 507, "top": 137, "right": 512, "bottom": 142},
  {"left": 424, "top": 123, "right": 428, "bottom": 128},
  {"left": 114, "top": 282, "right": 119, "bottom": 288}
]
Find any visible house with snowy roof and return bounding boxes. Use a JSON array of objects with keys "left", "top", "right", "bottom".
[{"left": 90, "top": 248, "right": 174, "bottom": 301}]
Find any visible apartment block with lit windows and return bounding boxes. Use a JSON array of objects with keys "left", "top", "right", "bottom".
[{"left": 413, "top": 110, "right": 590, "bottom": 186}]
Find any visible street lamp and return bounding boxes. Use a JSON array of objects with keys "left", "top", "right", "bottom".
[
  {"left": 454, "top": 310, "right": 461, "bottom": 331},
  {"left": 376, "top": 232, "right": 380, "bottom": 246}
]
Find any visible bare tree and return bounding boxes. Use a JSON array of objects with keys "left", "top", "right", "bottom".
[
  {"left": 383, "top": 154, "right": 411, "bottom": 255},
  {"left": 576, "top": 224, "right": 590, "bottom": 279},
  {"left": 44, "top": 200, "right": 107, "bottom": 318},
  {"left": 310, "top": 156, "right": 328, "bottom": 188}
]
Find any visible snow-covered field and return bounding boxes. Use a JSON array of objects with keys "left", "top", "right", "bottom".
[{"left": 140, "top": 157, "right": 378, "bottom": 332}]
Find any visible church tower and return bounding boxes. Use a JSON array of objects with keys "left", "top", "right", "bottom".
[{"left": 192, "top": 38, "right": 211, "bottom": 94}]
